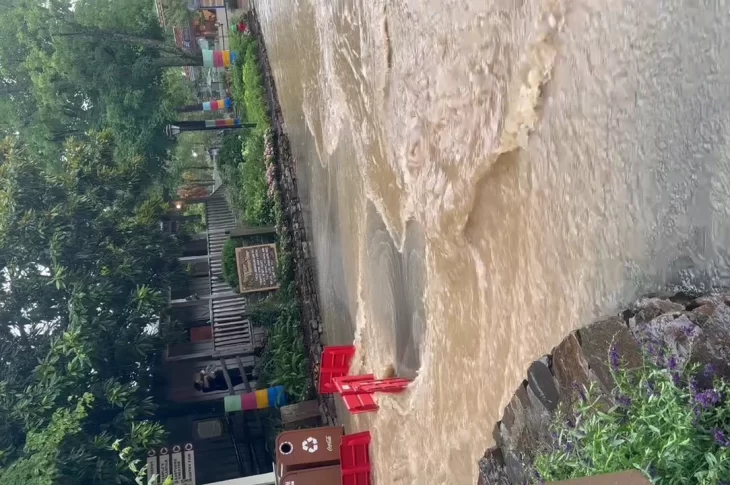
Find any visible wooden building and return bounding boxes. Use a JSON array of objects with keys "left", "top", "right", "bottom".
[{"left": 154, "top": 183, "right": 275, "bottom": 484}]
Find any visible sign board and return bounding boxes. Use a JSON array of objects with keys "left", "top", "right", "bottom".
[
  {"left": 147, "top": 450, "right": 159, "bottom": 485},
  {"left": 236, "top": 244, "right": 280, "bottom": 293},
  {"left": 158, "top": 448, "right": 170, "bottom": 483},
  {"left": 184, "top": 444, "right": 197, "bottom": 485},
  {"left": 171, "top": 446, "right": 184, "bottom": 482},
  {"left": 147, "top": 444, "right": 196, "bottom": 485}
]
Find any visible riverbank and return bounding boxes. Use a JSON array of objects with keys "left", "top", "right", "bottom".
[
  {"left": 245, "top": 9, "right": 340, "bottom": 426},
  {"left": 480, "top": 290, "right": 730, "bottom": 485}
]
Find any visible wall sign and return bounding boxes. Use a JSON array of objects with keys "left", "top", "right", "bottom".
[
  {"left": 147, "top": 444, "right": 196, "bottom": 485},
  {"left": 236, "top": 244, "right": 280, "bottom": 293}
]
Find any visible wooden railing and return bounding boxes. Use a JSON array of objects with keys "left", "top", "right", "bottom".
[
  {"left": 210, "top": 294, "right": 254, "bottom": 357},
  {"left": 206, "top": 189, "right": 255, "bottom": 357}
]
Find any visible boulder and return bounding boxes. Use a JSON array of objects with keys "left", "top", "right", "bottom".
[
  {"left": 527, "top": 360, "right": 559, "bottom": 412},
  {"left": 689, "top": 302, "right": 730, "bottom": 386},
  {"left": 631, "top": 297, "right": 685, "bottom": 324},
  {"left": 551, "top": 332, "right": 591, "bottom": 409},
  {"left": 477, "top": 447, "right": 512, "bottom": 485},
  {"left": 629, "top": 313, "right": 701, "bottom": 369},
  {"left": 578, "top": 316, "right": 642, "bottom": 393}
]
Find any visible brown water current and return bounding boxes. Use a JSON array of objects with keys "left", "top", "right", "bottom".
[{"left": 254, "top": 0, "right": 730, "bottom": 483}]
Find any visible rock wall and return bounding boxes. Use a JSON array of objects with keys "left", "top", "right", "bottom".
[
  {"left": 479, "top": 291, "right": 730, "bottom": 485},
  {"left": 248, "top": 10, "right": 338, "bottom": 426}
]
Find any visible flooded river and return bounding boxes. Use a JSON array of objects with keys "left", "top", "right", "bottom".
[{"left": 254, "top": 0, "right": 730, "bottom": 483}]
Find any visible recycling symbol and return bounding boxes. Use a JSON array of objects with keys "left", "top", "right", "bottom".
[{"left": 302, "top": 437, "right": 318, "bottom": 453}]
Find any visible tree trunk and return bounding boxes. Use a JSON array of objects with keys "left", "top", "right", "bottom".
[
  {"left": 157, "top": 55, "right": 204, "bottom": 68},
  {"left": 54, "top": 24, "right": 204, "bottom": 66}
]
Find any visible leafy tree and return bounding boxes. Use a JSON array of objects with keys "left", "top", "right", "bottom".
[
  {"left": 0, "top": 0, "right": 206, "bottom": 163},
  {"left": 0, "top": 133, "right": 185, "bottom": 484}
]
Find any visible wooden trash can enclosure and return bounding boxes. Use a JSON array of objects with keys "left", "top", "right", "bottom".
[
  {"left": 280, "top": 465, "right": 342, "bottom": 485},
  {"left": 276, "top": 426, "right": 343, "bottom": 468},
  {"left": 275, "top": 426, "right": 374, "bottom": 485}
]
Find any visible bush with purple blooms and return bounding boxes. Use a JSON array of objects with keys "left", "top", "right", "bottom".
[{"left": 533, "top": 351, "right": 730, "bottom": 484}]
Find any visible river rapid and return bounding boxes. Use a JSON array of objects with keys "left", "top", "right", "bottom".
[{"left": 254, "top": 0, "right": 730, "bottom": 483}]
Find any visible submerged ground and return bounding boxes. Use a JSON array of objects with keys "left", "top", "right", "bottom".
[{"left": 254, "top": 1, "right": 730, "bottom": 483}]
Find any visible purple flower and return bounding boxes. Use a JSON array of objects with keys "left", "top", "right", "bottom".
[
  {"left": 615, "top": 394, "right": 632, "bottom": 408},
  {"left": 689, "top": 377, "right": 699, "bottom": 396},
  {"left": 704, "top": 363, "right": 717, "bottom": 379},
  {"left": 610, "top": 345, "right": 620, "bottom": 370},
  {"left": 695, "top": 389, "right": 721, "bottom": 408},
  {"left": 668, "top": 355, "right": 678, "bottom": 371},
  {"left": 713, "top": 428, "right": 730, "bottom": 447},
  {"left": 672, "top": 372, "right": 681, "bottom": 386},
  {"left": 681, "top": 323, "right": 697, "bottom": 338}
]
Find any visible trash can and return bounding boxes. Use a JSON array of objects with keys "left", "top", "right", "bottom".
[
  {"left": 276, "top": 426, "right": 344, "bottom": 468},
  {"left": 280, "top": 465, "right": 341, "bottom": 485}
]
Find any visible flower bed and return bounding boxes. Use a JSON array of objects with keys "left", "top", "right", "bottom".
[
  {"left": 535, "top": 355, "right": 730, "bottom": 483},
  {"left": 479, "top": 292, "right": 730, "bottom": 485},
  {"left": 222, "top": 20, "right": 311, "bottom": 405}
]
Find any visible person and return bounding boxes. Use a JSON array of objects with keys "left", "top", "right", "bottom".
[{"left": 193, "top": 364, "right": 247, "bottom": 393}]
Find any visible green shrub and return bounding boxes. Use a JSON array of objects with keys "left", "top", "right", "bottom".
[
  {"left": 240, "top": 130, "right": 274, "bottom": 225},
  {"left": 241, "top": 41, "right": 269, "bottom": 129},
  {"left": 230, "top": 28, "right": 254, "bottom": 62},
  {"left": 221, "top": 238, "right": 241, "bottom": 290},
  {"left": 230, "top": 63, "right": 245, "bottom": 118},
  {"left": 218, "top": 132, "right": 244, "bottom": 169},
  {"left": 250, "top": 295, "right": 298, "bottom": 330},
  {"left": 534, "top": 355, "right": 730, "bottom": 484},
  {"left": 255, "top": 300, "right": 311, "bottom": 402}
]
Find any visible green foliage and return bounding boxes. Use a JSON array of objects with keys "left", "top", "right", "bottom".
[
  {"left": 250, "top": 294, "right": 298, "bottom": 330},
  {"left": 0, "top": 0, "right": 201, "bottom": 163},
  {"left": 0, "top": 327, "right": 168, "bottom": 485},
  {"left": 158, "top": 0, "right": 192, "bottom": 32},
  {"left": 229, "top": 25, "right": 253, "bottom": 61},
  {"left": 215, "top": 133, "right": 247, "bottom": 224},
  {"left": 113, "top": 440, "right": 174, "bottom": 485},
  {"left": 222, "top": 238, "right": 242, "bottom": 290},
  {"left": 218, "top": 132, "right": 246, "bottom": 170},
  {"left": 534, "top": 360, "right": 730, "bottom": 485},
  {"left": 240, "top": 131, "right": 274, "bottom": 225},
  {"left": 219, "top": 31, "right": 274, "bottom": 226},
  {"left": 254, "top": 297, "right": 311, "bottom": 402},
  {"left": 241, "top": 40, "right": 270, "bottom": 129},
  {"left": 0, "top": 133, "right": 183, "bottom": 484}
]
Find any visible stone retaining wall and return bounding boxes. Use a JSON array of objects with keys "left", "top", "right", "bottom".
[
  {"left": 479, "top": 291, "right": 730, "bottom": 485},
  {"left": 247, "top": 10, "right": 339, "bottom": 426}
]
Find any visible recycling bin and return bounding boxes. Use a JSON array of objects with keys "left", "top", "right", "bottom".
[
  {"left": 280, "top": 465, "right": 342, "bottom": 485},
  {"left": 276, "top": 426, "right": 344, "bottom": 468}
]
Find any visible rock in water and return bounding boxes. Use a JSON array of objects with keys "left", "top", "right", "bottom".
[{"left": 378, "top": 363, "right": 397, "bottom": 379}]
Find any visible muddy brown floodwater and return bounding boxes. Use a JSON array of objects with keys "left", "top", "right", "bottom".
[{"left": 254, "top": 0, "right": 730, "bottom": 483}]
